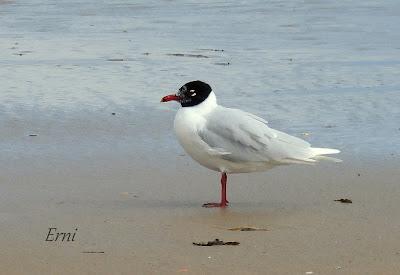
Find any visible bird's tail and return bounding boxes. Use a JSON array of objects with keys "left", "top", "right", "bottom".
[{"left": 310, "top": 147, "right": 342, "bottom": 163}]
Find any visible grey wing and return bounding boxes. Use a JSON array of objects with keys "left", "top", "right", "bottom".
[{"left": 198, "top": 107, "right": 313, "bottom": 163}]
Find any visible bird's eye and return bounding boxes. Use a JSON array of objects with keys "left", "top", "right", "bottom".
[{"left": 191, "top": 92, "right": 196, "bottom": 96}]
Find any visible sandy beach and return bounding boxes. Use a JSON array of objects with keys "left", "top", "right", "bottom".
[
  {"left": 1, "top": 106, "right": 399, "bottom": 274},
  {"left": 1, "top": 144, "right": 400, "bottom": 274},
  {"left": 1, "top": 0, "right": 400, "bottom": 274}
]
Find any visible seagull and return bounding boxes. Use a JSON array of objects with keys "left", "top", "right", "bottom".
[{"left": 161, "top": 80, "right": 340, "bottom": 208}]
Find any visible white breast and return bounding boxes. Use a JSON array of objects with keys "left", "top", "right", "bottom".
[{"left": 173, "top": 92, "right": 224, "bottom": 171}]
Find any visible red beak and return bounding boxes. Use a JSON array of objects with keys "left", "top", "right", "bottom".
[{"left": 161, "top": 94, "right": 180, "bottom": 102}]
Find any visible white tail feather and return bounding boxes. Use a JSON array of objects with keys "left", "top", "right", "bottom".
[
  {"left": 310, "top": 147, "right": 341, "bottom": 163},
  {"left": 311, "top": 147, "right": 340, "bottom": 155}
]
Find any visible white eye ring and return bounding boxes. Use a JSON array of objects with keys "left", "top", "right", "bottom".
[{"left": 191, "top": 92, "right": 196, "bottom": 96}]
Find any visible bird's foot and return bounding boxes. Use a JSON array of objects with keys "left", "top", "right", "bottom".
[{"left": 202, "top": 202, "right": 228, "bottom": 208}]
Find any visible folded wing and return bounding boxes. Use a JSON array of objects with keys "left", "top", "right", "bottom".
[{"left": 198, "top": 107, "right": 330, "bottom": 164}]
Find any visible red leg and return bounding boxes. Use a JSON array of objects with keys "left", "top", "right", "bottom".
[{"left": 202, "top": 172, "right": 229, "bottom": 208}]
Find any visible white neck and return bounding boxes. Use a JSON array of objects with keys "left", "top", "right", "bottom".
[{"left": 187, "top": 91, "right": 218, "bottom": 115}]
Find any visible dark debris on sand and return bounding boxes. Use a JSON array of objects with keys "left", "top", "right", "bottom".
[
  {"left": 214, "top": 62, "right": 230, "bottom": 66},
  {"left": 107, "top": 58, "right": 125, "bottom": 61},
  {"left": 334, "top": 198, "right": 352, "bottom": 204},
  {"left": 193, "top": 239, "right": 239, "bottom": 246},
  {"left": 198, "top": 48, "right": 224, "bottom": 52},
  {"left": 166, "top": 53, "right": 209, "bottom": 58},
  {"left": 228, "top": 227, "right": 268, "bottom": 231}
]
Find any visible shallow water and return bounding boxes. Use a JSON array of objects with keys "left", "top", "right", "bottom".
[{"left": 1, "top": 0, "right": 400, "bottom": 159}]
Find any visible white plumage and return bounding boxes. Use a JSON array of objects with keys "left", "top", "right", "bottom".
[{"left": 174, "top": 91, "right": 340, "bottom": 174}]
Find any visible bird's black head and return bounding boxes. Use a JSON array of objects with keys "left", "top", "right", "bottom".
[{"left": 161, "top": 80, "right": 212, "bottom": 107}]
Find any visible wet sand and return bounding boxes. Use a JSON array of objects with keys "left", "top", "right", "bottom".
[
  {"left": 1, "top": 144, "right": 400, "bottom": 274},
  {"left": 0, "top": 108, "right": 399, "bottom": 274}
]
